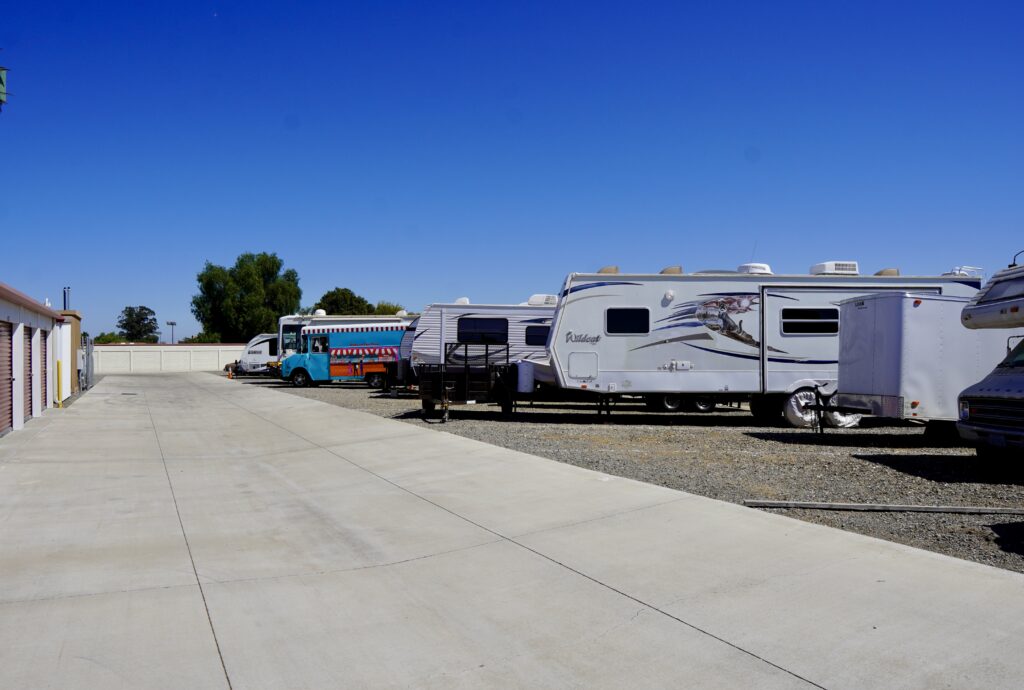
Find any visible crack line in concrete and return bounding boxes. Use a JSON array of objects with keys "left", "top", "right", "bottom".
[
  {"left": 144, "top": 390, "right": 235, "bottom": 690},
  {"left": 191, "top": 374, "right": 828, "bottom": 689}
]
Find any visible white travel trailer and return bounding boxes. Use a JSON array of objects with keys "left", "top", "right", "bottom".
[
  {"left": 835, "top": 292, "right": 1020, "bottom": 428},
  {"left": 411, "top": 296, "right": 557, "bottom": 368},
  {"left": 536, "top": 262, "right": 984, "bottom": 427},
  {"left": 233, "top": 333, "right": 278, "bottom": 375},
  {"left": 958, "top": 259, "right": 1024, "bottom": 457},
  {"left": 414, "top": 295, "right": 557, "bottom": 414}
]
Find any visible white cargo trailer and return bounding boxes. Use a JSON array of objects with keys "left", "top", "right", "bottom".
[{"left": 835, "top": 292, "right": 1021, "bottom": 425}]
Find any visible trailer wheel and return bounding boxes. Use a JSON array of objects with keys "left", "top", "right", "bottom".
[
  {"left": 782, "top": 389, "right": 818, "bottom": 428},
  {"left": 291, "top": 369, "right": 311, "bottom": 388},
  {"left": 749, "top": 395, "right": 782, "bottom": 424},
  {"left": 645, "top": 394, "right": 683, "bottom": 412},
  {"left": 692, "top": 398, "right": 716, "bottom": 413},
  {"left": 365, "top": 373, "right": 386, "bottom": 389}
]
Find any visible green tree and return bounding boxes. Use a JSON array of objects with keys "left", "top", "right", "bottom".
[
  {"left": 373, "top": 300, "right": 405, "bottom": 315},
  {"left": 314, "top": 288, "right": 373, "bottom": 315},
  {"left": 117, "top": 306, "right": 160, "bottom": 342},
  {"left": 94, "top": 331, "right": 125, "bottom": 344},
  {"left": 191, "top": 252, "right": 302, "bottom": 342},
  {"left": 180, "top": 332, "right": 221, "bottom": 344}
]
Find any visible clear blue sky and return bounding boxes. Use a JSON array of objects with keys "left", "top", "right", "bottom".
[{"left": 2, "top": 1, "right": 1021, "bottom": 339}]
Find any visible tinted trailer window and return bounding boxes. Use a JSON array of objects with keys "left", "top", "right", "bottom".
[{"left": 457, "top": 318, "right": 509, "bottom": 345}]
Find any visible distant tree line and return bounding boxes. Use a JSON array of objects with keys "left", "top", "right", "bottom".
[
  {"left": 188, "top": 252, "right": 404, "bottom": 342},
  {"left": 94, "top": 306, "right": 161, "bottom": 343}
]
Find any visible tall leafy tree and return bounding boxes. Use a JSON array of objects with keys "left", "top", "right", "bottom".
[
  {"left": 373, "top": 300, "right": 405, "bottom": 315},
  {"left": 314, "top": 288, "right": 373, "bottom": 315},
  {"left": 117, "top": 306, "right": 160, "bottom": 342},
  {"left": 191, "top": 252, "right": 302, "bottom": 342}
]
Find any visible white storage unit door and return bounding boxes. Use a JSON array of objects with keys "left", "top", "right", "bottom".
[
  {"left": 24, "top": 327, "right": 32, "bottom": 420},
  {"left": 0, "top": 321, "right": 11, "bottom": 433}
]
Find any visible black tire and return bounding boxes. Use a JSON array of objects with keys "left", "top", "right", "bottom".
[
  {"left": 291, "top": 369, "right": 311, "bottom": 388},
  {"left": 421, "top": 399, "right": 436, "bottom": 413},
  {"left": 365, "top": 373, "right": 385, "bottom": 389},
  {"left": 646, "top": 394, "right": 683, "bottom": 412},
  {"left": 693, "top": 398, "right": 716, "bottom": 413},
  {"left": 749, "top": 395, "right": 782, "bottom": 424}
]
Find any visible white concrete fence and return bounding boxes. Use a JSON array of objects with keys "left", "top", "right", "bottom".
[{"left": 93, "top": 344, "right": 245, "bottom": 374}]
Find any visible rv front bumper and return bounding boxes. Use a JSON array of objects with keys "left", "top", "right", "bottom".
[{"left": 957, "top": 396, "right": 1024, "bottom": 452}]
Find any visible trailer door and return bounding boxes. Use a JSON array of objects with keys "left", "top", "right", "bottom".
[{"left": 761, "top": 289, "right": 844, "bottom": 393}]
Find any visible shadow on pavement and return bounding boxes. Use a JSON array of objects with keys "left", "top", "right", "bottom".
[
  {"left": 990, "top": 522, "right": 1024, "bottom": 557},
  {"left": 854, "top": 453, "right": 1024, "bottom": 485},
  {"left": 393, "top": 407, "right": 759, "bottom": 427},
  {"left": 745, "top": 430, "right": 960, "bottom": 450}
]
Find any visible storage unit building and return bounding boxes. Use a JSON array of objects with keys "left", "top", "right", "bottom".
[{"left": 0, "top": 281, "right": 63, "bottom": 436}]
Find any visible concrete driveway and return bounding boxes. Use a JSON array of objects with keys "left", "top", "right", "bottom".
[{"left": 2, "top": 373, "right": 1023, "bottom": 689}]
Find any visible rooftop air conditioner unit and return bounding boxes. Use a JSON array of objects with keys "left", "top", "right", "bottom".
[
  {"left": 527, "top": 294, "right": 558, "bottom": 306},
  {"left": 737, "top": 263, "right": 773, "bottom": 275},
  {"left": 810, "top": 261, "right": 859, "bottom": 276},
  {"left": 454, "top": 297, "right": 470, "bottom": 305}
]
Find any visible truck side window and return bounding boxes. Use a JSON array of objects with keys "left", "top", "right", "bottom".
[
  {"left": 606, "top": 308, "right": 649, "bottom": 334},
  {"left": 269, "top": 339, "right": 278, "bottom": 356},
  {"left": 311, "top": 335, "right": 329, "bottom": 353},
  {"left": 781, "top": 308, "right": 839, "bottom": 335}
]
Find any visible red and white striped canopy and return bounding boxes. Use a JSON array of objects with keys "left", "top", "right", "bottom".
[{"left": 330, "top": 347, "right": 399, "bottom": 356}]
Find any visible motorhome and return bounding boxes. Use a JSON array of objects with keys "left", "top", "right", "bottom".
[
  {"left": 414, "top": 296, "right": 557, "bottom": 413},
  {"left": 529, "top": 262, "right": 984, "bottom": 427},
  {"left": 835, "top": 292, "right": 1020, "bottom": 430},
  {"left": 958, "top": 260, "right": 1024, "bottom": 457},
  {"left": 233, "top": 333, "right": 278, "bottom": 375},
  {"left": 280, "top": 322, "right": 407, "bottom": 387}
]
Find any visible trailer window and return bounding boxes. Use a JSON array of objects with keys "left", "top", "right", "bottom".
[
  {"left": 525, "top": 325, "right": 550, "bottom": 346},
  {"left": 606, "top": 308, "right": 649, "bottom": 334},
  {"left": 282, "top": 325, "right": 301, "bottom": 353},
  {"left": 781, "top": 308, "right": 839, "bottom": 335},
  {"left": 457, "top": 318, "right": 508, "bottom": 345},
  {"left": 268, "top": 339, "right": 278, "bottom": 356}
]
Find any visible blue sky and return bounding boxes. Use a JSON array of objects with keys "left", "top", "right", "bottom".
[{"left": 2, "top": 1, "right": 1021, "bottom": 339}]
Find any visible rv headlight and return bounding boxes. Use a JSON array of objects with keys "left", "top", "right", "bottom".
[{"left": 958, "top": 400, "right": 970, "bottom": 421}]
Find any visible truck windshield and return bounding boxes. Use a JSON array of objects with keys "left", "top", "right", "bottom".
[{"left": 998, "top": 339, "right": 1024, "bottom": 368}]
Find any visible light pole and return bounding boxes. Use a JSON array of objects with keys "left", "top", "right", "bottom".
[{"left": 166, "top": 321, "right": 177, "bottom": 344}]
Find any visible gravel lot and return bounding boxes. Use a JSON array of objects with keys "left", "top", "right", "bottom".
[{"left": 241, "top": 377, "right": 1024, "bottom": 574}]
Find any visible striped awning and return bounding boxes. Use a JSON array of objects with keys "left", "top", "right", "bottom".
[{"left": 330, "top": 347, "right": 399, "bottom": 356}]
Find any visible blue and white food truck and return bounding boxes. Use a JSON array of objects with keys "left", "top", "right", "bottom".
[{"left": 280, "top": 322, "right": 408, "bottom": 387}]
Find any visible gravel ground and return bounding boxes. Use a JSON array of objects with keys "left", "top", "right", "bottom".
[{"left": 239, "top": 376, "right": 1024, "bottom": 574}]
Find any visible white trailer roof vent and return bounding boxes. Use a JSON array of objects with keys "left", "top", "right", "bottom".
[
  {"left": 737, "top": 262, "right": 773, "bottom": 275},
  {"left": 454, "top": 297, "right": 470, "bottom": 305},
  {"left": 811, "top": 260, "right": 859, "bottom": 276},
  {"left": 659, "top": 265, "right": 683, "bottom": 274},
  {"left": 527, "top": 294, "right": 558, "bottom": 306},
  {"left": 313, "top": 309, "right": 327, "bottom": 316},
  {"left": 597, "top": 265, "right": 620, "bottom": 274},
  {"left": 874, "top": 268, "right": 900, "bottom": 276}
]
